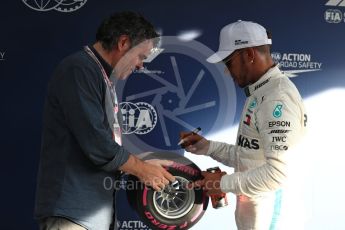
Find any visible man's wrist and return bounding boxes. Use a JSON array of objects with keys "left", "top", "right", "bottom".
[{"left": 119, "top": 154, "right": 144, "bottom": 177}]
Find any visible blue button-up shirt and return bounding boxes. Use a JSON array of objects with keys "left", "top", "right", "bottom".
[{"left": 35, "top": 47, "right": 130, "bottom": 230}]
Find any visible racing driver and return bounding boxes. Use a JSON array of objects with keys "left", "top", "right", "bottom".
[{"left": 180, "top": 20, "right": 307, "bottom": 230}]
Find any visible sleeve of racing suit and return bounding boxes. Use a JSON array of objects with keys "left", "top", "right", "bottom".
[
  {"left": 56, "top": 64, "right": 130, "bottom": 173},
  {"left": 206, "top": 141, "right": 237, "bottom": 168},
  {"left": 220, "top": 94, "right": 304, "bottom": 196}
]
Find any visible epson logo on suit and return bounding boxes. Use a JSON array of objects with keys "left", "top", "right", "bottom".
[{"left": 268, "top": 121, "right": 291, "bottom": 128}]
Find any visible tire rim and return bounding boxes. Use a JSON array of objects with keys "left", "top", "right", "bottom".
[{"left": 152, "top": 176, "right": 195, "bottom": 219}]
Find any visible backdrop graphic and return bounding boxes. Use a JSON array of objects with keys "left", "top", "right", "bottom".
[{"left": 1, "top": 0, "right": 345, "bottom": 229}]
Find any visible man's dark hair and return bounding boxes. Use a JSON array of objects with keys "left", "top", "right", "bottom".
[{"left": 96, "top": 11, "right": 159, "bottom": 51}]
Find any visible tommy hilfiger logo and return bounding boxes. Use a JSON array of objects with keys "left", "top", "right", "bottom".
[
  {"left": 235, "top": 40, "right": 249, "bottom": 46},
  {"left": 326, "top": 0, "right": 345, "bottom": 7}
]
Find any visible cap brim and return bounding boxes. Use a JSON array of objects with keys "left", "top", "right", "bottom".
[{"left": 206, "top": 50, "right": 233, "bottom": 63}]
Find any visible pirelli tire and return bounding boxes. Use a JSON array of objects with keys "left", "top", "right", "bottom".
[{"left": 126, "top": 152, "right": 209, "bottom": 230}]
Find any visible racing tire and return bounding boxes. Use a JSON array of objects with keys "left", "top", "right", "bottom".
[{"left": 126, "top": 152, "right": 209, "bottom": 230}]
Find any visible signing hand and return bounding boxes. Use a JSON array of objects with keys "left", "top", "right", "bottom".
[{"left": 179, "top": 131, "right": 210, "bottom": 155}]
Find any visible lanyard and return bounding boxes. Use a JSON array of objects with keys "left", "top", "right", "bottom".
[
  {"left": 84, "top": 46, "right": 118, "bottom": 108},
  {"left": 84, "top": 46, "right": 122, "bottom": 145}
]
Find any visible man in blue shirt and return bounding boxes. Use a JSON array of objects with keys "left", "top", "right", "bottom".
[{"left": 35, "top": 11, "right": 175, "bottom": 230}]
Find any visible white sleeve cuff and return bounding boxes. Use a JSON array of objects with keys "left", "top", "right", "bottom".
[
  {"left": 206, "top": 141, "right": 214, "bottom": 155},
  {"left": 220, "top": 174, "right": 234, "bottom": 193}
]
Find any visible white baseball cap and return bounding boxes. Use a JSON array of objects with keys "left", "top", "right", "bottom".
[{"left": 207, "top": 20, "right": 272, "bottom": 63}]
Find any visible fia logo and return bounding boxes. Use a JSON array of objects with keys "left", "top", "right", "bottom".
[
  {"left": 324, "top": 9, "right": 343, "bottom": 23},
  {"left": 120, "top": 102, "right": 158, "bottom": 135},
  {"left": 324, "top": 0, "right": 345, "bottom": 23}
]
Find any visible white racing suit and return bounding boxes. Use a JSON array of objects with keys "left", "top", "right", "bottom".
[{"left": 206, "top": 66, "right": 307, "bottom": 230}]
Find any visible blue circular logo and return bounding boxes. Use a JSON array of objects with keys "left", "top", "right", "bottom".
[{"left": 116, "top": 36, "right": 237, "bottom": 153}]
